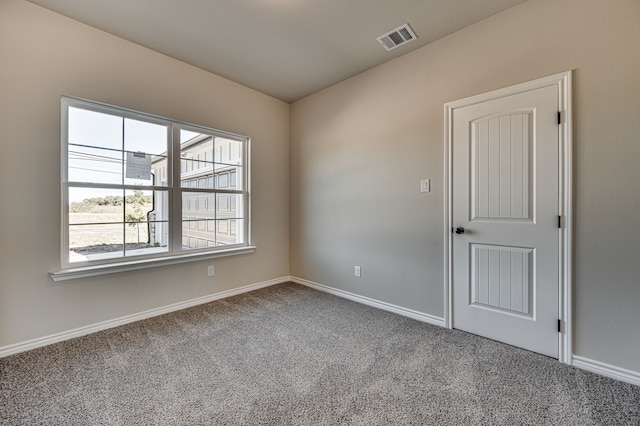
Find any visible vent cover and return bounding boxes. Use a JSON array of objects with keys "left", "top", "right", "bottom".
[{"left": 377, "top": 23, "right": 417, "bottom": 51}]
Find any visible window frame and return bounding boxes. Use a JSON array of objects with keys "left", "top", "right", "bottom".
[{"left": 52, "top": 96, "right": 253, "bottom": 281}]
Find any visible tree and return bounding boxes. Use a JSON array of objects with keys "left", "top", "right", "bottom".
[{"left": 125, "top": 190, "right": 146, "bottom": 243}]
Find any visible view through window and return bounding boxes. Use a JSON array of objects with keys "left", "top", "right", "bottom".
[{"left": 62, "top": 97, "right": 249, "bottom": 267}]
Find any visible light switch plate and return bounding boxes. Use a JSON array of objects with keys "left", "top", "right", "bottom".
[{"left": 420, "top": 179, "right": 430, "bottom": 193}]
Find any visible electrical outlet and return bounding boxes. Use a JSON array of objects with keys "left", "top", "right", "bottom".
[
  {"left": 207, "top": 265, "right": 215, "bottom": 277},
  {"left": 354, "top": 265, "right": 361, "bottom": 278}
]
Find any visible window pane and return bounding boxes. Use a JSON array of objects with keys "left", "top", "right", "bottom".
[
  {"left": 124, "top": 118, "right": 168, "bottom": 156},
  {"left": 124, "top": 152, "right": 167, "bottom": 187},
  {"left": 124, "top": 118, "right": 169, "bottom": 186},
  {"left": 69, "top": 223, "right": 124, "bottom": 263},
  {"left": 182, "top": 191, "right": 216, "bottom": 250},
  {"left": 150, "top": 156, "right": 169, "bottom": 186},
  {"left": 217, "top": 194, "right": 230, "bottom": 213},
  {"left": 181, "top": 219, "right": 216, "bottom": 250},
  {"left": 125, "top": 189, "right": 154, "bottom": 224},
  {"left": 214, "top": 137, "right": 243, "bottom": 165},
  {"left": 217, "top": 172, "right": 229, "bottom": 188},
  {"left": 214, "top": 165, "right": 243, "bottom": 190},
  {"left": 68, "top": 145, "right": 122, "bottom": 184},
  {"left": 182, "top": 191, "right": 214, "bottom": 217},
  {"left": 217, "top": 194, "right": 244, "bottom": 219},
  {"left": 180, "top": 130, "right": 214, "bottom": 188},
  {"left": 216, "top": 219, "right": 244, "bottom": 246},
  {"left": 68, "top": 107, "right": 122, "bottom": 151},
  {"left": 69, "top": 187, "right": 123, "bottom": 225},
  {"left": 124, "top": 189, "right": 169, "bottom": 255},
  {"left": 124, "top": 224, "right": 168, "bottom": 257}
]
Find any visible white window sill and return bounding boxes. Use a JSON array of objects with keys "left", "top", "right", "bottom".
[{"left": 50, "top": 246, "right": 256, "bottom": 282}]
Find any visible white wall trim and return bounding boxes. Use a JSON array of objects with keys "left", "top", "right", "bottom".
[
  {"left": 50, "top": 246, "right": 257, "bottom": 282},
  {"left": 443, "top": 71, "right": 573, "bottom": 364},
  {"left": 291, "top": 276, "right": 446, "bottom": 327},
  {"left": 0, "top": 276, "right": 289, "bottom": 358},
  {"left": 572, "top": 355, "right": 640, "bottom": 387}
]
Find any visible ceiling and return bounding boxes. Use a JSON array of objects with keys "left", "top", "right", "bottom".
[{"left": 27, "top": 0, "right": 528, "bottom": 102}]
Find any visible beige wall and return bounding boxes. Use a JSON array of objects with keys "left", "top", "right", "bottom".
[
  {"left": 0, "top": 0, "right": 290, "bottom": 346},
  {"left": 291, "top": 0, "right": 640, "bottom": 372}
]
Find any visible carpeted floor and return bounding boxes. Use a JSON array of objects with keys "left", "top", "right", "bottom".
[{"left": 1, "top": 282, "right": 639, "bottom": 425}]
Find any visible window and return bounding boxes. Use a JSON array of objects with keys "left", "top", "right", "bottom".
[{"left": 58, "top": 96, "right": 251, "bottom": 276}]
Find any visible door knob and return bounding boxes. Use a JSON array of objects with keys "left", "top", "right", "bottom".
[{"left": 455, "top": 227, "right": 465, "bottom": 235}]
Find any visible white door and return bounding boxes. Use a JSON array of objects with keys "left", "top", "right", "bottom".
[{"left": 451, "top": 84, "right": 559, "bottom": 357}]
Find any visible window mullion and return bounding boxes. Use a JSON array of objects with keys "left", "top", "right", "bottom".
[
  {"left": 121, "top": 189, "right": 127, "bottom": 257},
  {"left": 214, "top": 182, "right": 219, "bottom": 247},
  {"left": 170, "top": 124, "right": 182, "bottom": 254},
  {"left": 121, "top": 118, "right": 126, "bottom": 257},
  {"left": 61, "top": 100, "right": 70, "bottom": 266},
  {"left": 242, "top": 138, "right": 250, "bottom": 248},
  {"left": 67, "top": 182, "right": 169, "bottom": 191}
]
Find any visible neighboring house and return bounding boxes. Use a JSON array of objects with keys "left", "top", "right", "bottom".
[{"left": 151, "top": 134, "right": 242, "bottom": 249}]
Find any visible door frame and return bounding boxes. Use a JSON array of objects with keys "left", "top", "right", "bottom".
[{"left": 443, "top": 71, "right": 573, "bottom": 364}]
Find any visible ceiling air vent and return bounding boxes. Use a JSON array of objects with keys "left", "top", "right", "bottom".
[{"left": 377, "top": 23, "right": 417, "bottom": 51}]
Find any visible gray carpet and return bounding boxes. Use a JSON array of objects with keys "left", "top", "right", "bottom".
[{"left": 1, "top": 282, "right": 639, "bottom": 425}]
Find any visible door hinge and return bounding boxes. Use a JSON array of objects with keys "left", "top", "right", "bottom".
[
  {"left": 557, "top": 111, "right": 562, "bottom": 125},
  {"left": 558, "top": 319, "right": 562, "bottom": 332},
  {"left": 558, "top": 215, "right": 562, "bottom": 228}
]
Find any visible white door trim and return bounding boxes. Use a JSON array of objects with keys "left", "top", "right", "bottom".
[{"left": 443, "top": 71, "right": 573, "bottom": 364}]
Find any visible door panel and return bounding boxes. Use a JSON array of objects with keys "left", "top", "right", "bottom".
[
  {"left": 470, "top": 244, "right": 532, "bottom": 317},
  {"left": 452, "top": 84, "right": 559, "bottom": 357},
  {"left": 472, "top": 112, "right": 532, "bottom": 221}
]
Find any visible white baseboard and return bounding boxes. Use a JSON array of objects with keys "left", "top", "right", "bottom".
[
  {"left": 0, "top": 276, "right": 289, "bottom": 358},
  {"left": 291, "top": 276, "right": 446, "bottom": 327},
  {"left": 572, "top": 355, "right": 640, "bottom": 387}
]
